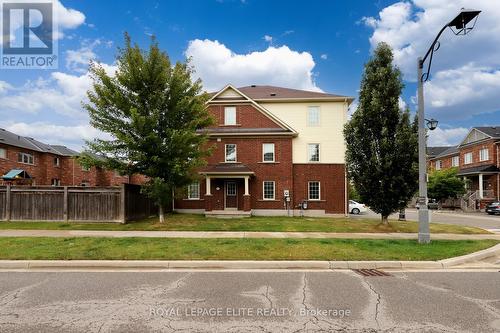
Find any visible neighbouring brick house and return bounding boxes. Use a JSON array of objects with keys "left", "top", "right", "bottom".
[
  {"left": 0, "top": 128, "right": 145, "bottom": 186},
  {"left": 173, "top": 85, "right": 353, "bottom": 216},
  {"left": 428, "top": 126, "right": 500, "bottom": 208}
]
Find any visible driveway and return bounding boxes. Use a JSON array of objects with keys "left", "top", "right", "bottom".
[{"left": 351, "top": 208, "right": 500, "bottom": 230}]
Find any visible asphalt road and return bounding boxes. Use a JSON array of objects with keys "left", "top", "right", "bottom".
[
  {"left": 351, "top": 208, "right": 500, "bottom": 230},
  {"left": 0, "top": 271, "right": 499, "bottom": 332}
]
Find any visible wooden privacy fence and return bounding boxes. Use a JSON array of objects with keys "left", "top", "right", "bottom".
[{"left": 0, "top": 184, "right": 157, "bottom": 223}]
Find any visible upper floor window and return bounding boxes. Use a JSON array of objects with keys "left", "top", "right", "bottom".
[
  {"left": 263, "top": 181, "right": 275, "bottom": 200},
  {"left": 452, "top": 156, "right": 459, "bottom": 167},
  {"left": 479, "top": 148, "right": 489, "bottom": 161},
  {"left": 187, "top": 181, "right": 200, "bottom": 199},
  {"left": 307, "top": 106, "right": 320, "bottom": 126},
  {"left": 0, "top": 148, "right": 6, "bottom": 159},
  {"left": 51, "top": 178, "right": 60, "bottom": 186},
  {"left": 262, "top": 143, "right": 275, "bottom": 162},
  {"left": 225, "top": 144, "right": 237, "bottom": 162},
  {"left": 435, "top": 160, "right": 442, "bottom": 170},
  {"left": 54, "top": 157, "right": 60, "bottom": 167},
  {"left": 224, "top": 106, "right": 236, "bottom": 125},
  {"left": 464, "top": 152, "right": 472, "bottom": 165},
  {"left": 18, "top": 152, "right": 34, "bottom": 165},
  {"left": 308, "top": 144, "right": 320, "bottom": 162},
  {"left": 308, "top": 181, "right": 320, "bottom": 200}
]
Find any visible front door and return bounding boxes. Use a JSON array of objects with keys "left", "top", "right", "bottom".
[{"left": 225, "top": 181, "right": 238, "bottom": 210}]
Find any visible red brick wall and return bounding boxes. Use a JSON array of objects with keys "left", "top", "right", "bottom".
[
  {"left": 293, "top": 164, "right": 346, "bottom": 214},
  {"left": 208, "top": 104, "right": 281, "bottom": 129},
  {"left": 460, "top": 139, "right": 498, "bottom": 169},
  {"left": 174, "top": 136, "right": 347, "bottom": 214}
]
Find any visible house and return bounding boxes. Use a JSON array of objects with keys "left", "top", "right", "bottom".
[
  {"left": 173, "top": 84, "right": 354, "bottom": 216},
  {"left": 428, "top": 126, "right": 500, "bottom": 207},
  {"left": 0, "top": 128, "right": 145, "bottom": 186}
]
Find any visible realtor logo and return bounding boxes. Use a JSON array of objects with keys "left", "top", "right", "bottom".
[{"left": 1, "top": 0, "right": 57, "bottom": 69}]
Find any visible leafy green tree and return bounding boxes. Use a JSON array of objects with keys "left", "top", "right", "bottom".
[
  {"left": 428, "top": 168, "right": 466, "bottom": 203},
  {"left": 82, "top": 34, "right": 213, "bottom": 222},
  {"left": 344, "top": 42, "right": 418, "bottom": 225},
  {"left": 348, "top": 182, "right": 361, "bottom": 202}
]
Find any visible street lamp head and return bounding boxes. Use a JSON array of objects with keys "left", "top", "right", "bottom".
[
  {"left": 425, "top": 118, "right": 439, "bottom": 131},
  {"left": 448, "top": 9, "right": 481, "bottom": 35}
]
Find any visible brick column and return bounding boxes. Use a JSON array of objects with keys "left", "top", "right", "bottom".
[
  {"left": 243, "top": 195, "right": 251, "bottom": 212},
  {"left": 205, "top": 195, "right": 213, "bottom": 212}
]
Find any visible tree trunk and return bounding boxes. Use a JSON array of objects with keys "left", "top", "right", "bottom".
[
  {"left": 159, "top": 205, "right": 165, "bottom": 223},
  {"left": 381, "top": 215, "right": 389, "bottom": 225}
]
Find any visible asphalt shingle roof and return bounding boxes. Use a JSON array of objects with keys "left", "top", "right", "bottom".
[
  {"left": 474, "top": 126, "right": 500, "bottom": 138},
  {"left": 0, "top": 128, "right": 79, "bottom": 156}
]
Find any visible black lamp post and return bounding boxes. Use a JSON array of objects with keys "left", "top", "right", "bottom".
[{"left": 417, "top": 9, "right": 481, "bottom": 244}]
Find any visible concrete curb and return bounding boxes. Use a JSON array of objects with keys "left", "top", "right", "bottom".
[{"left": 0, "top": 244, "right": 497, "bottom": 271}]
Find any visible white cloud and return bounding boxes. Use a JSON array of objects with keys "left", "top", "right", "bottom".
[
  {"left": 0, "top": 122, "right": 110, "bottom": 151},
  {"left": 65, "top": 39, "right": 110, "bottom": 72},
  {"left": 320, "top": 54, "right": 328, "bottom": 60},
  {"left": 185, "top": 39, "right": 321, "bottom": 92},
  {"left": 263, "top": 35, "right": 273, "bottom": 43},
  {"left": 398, "top": 97, "right": 407, "bottom": 110},
  {"left": 0, "top": 81, "right": 12, "bottom": 94},
  {"left": 427, "top": 127, "right": 469, "bottom": 146},
  {"left": 364, "top": 0, "right": 500, "bottom": 121}
]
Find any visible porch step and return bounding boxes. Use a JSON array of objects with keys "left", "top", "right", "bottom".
[{"left": 205, "top": 210, "right": 251, "bottom": 218}]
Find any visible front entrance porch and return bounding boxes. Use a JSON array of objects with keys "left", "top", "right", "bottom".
[
  {"left": 200, "top": 164, "right": 254, "bottom": 217},
  {"left": 459, "top": 166, "right": 499, "bottom": 210}
]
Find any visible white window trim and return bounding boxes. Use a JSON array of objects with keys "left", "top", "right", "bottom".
[
  {"left": 479, "top": 148, "right": 489, "bottom": 161},
  {"left": 452, "top": 156, "right": 459, "bottom": 167},
  {"left": 262, "top": 143, "right": 275, "bottom": 162},
  {"left": 0, "top": 148, "right": 6, "bottom": 159},
  {"left": 262, "top": 181, "right": 275, "bottom": 200},
  {"left": 224, "top": 106, "right": 236, "bottom": 125},
  {"left": 464, "top": 152, "right": 472, "bottom": 165},
  {"left": 435, "top": 160, "right": 441, "bottom": 170},
  {"left": 225, "top": 144, "right": 237, "bottom": 162},
  {"left": 308, "top": 181, "right": 321, "bottom": 201},
  {"left": 18, "top": 152, "right": 34, "bottom": 165},
  {"left": 307, "top": 143, "right": 320, "bottom": 162},
  {"left": 187, "top": 181, "right": 200, "bottom": 200},
  {"left": 307, "top": 106, "right": 321, "bottom": 127}
]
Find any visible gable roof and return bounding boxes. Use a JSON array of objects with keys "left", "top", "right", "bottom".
[
  {"left": 207, "top": 84, "right": 297, "bottom": 133},
  {"left": 427, "top": 146, "right": 450, "bottom": 158},
  {"left": 435, "top": 145, "right": 460, "bottom": 158},
  {"left": 474, "top": 126, "right": 500, "bottom": 138},
  {"left": 460, "top": 126, "right": 500, "bottom": 146},
  {"left": 0, "top": 128, "right": 79, "bottom": 156},
  {"left": 237, "top": 85, "right": 352, "bottom": 101}
]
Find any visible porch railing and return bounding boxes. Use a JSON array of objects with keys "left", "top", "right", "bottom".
[{"left": 476, "top": 190, "right": 495, "bottom": 199}]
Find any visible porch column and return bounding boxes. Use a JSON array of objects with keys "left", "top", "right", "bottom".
[
  {"left": 205, "top": 176, "right": 212, "bottom": 195},
  {"left": 244, "top": 176, "right": 250, "bottom": 195},
  {"left": 478, "top": 174, "right": 483, "bottom": 199}
]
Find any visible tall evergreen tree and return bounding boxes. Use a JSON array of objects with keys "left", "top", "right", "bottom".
[
  {"left": 344, "top": 42, "right": 418, "bottom": 225},
  {"left": 82, "top": 34, "right": 213, "bottom": 222}
]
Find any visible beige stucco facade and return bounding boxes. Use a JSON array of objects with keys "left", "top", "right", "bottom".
[{"left": 260, "top": 101, "right": 348, "bottom": 164}]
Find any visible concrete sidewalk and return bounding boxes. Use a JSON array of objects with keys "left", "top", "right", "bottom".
[{"left": 0, "top": 229, "right": 499, "bottom": 240}]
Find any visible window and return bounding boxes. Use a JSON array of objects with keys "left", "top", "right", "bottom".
[
  {"left": 51, "top": 178, "right": 60, "bottom": 186},
  {"left": 307, "top": 106, "right": 320, "bottom": 126},
  {"left": 452, "top": 156, "right": 459, "bottom": 167},
  {"left": 308, "top": 181, "right": 320, "bottom": 200},
  {"left": 435, "top": 160, "right": 441, "bottom": 170},
  {"left": 464, "top": 152, "right": 473, "bottom": 165},
  {"left": 225, "top": 144, "right": 237, "bottom": 162},
  {"left": 224, "top": 106, "right": 236, "bottom": 125},
  {"left": 187, "top": 181, "right": 200, "bottom": 199},
  {"left": 263, "top": 181, "right": 275, "bottom": 200},
  {"left": 0, "top": 148, "right": 6, "bottom": 159},
  {"left": 262, "top": 143, "right": 275, "bottom": 162},
  {"left": 17, "top": 152, "right": 34, "bottom": 165},
  {"left": 54, "top": 157, "right": 60, "bottom": 166},
  {"left": 226, "top": 182, "right": 237, "bottom": 196},
  {"left": 308, "top": 144, "right": 320, "bottom": 162},
  {"left": 479, "top": 148, "right": 489, "bottom": 161}
]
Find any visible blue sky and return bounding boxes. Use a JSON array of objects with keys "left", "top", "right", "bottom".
[{"left": 1, "top": 0, "right": 499, "bottom": 150}]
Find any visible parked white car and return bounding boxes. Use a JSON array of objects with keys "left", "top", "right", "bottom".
[{"left": 349, "top": 200, "right": 367, "bottom": 214}]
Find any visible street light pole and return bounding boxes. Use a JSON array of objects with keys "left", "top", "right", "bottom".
[
  {"left": 416, "top": 9, "right": 481, "bottom": 244},
  {"left": 417, "top": 57, "right": 430, "bottom": 243}
]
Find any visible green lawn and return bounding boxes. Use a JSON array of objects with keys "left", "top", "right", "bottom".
[
  {"left": 0, "top": 214, "right": 489, "bottom": 234},
  {"left": 0, "top": 237, "right": 496, "bottom": 261}
]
